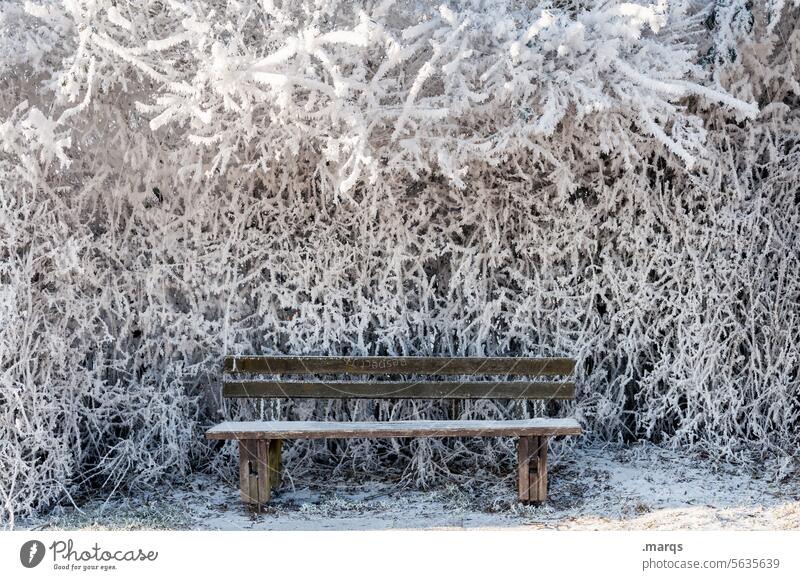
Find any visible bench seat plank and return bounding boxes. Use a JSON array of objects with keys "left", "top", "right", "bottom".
[
  {"left": 206, "top": 418, "right": 582, "bottom": 440},
  {"left": 223, "top": 380, "right": 575, "bottom": 400}
]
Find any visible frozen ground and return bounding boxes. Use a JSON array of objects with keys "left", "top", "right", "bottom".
[{"left": 18, "top": 444, "right": 800, "bottom": 531}]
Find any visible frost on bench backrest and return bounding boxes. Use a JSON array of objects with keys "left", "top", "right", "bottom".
[{"left": 222, "top": 356, "right": 575, "bottom": 400}]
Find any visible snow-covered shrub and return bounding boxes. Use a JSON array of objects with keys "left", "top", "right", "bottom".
[{"left": 0, "top": 0, "right": 798, "bottom": 525}]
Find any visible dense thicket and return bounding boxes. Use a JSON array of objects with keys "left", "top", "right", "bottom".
[{"left": 1, "top": 0, "right": 798, "bottom": 525}]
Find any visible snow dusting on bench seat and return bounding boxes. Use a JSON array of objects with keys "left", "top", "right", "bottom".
[{"left": 206, "top": 418, "right": 582, "bottom": 440}]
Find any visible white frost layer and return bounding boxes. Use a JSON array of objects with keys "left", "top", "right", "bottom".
[
  {"left": 207, "top": 418, "right": 581, "bottom": 436},
  {"left": 17, "top": 444, "right": 799, "bottom": 532}
]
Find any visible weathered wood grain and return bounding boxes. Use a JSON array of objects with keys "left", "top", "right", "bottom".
[
  {"left": 223, "top": 380, "right": 575, "bottom": 400},
  {"left": 268, "top": 439, "right": 282, "bottom": 490},
  {"left": 224, "top": 356, "right": 575, "bottom": 376},
  {"left": 238, "top": 440, "right": 250, "bottom": 504},
  {"left": 239, "top": 440, "right": 258, "bottom": 505},
  {"left": 238, "top": 439, "right": 272, "bottom": 508},
  {"left": 207, "top": 418, "right": 582, "bottom": 440},
  {"left": 517, "top": 436, "right": 549, "bottom": 503},
  {"left": 256, "top": 439, "right": 270, "bottom": 504},
  {"left": 534, "top": 436, "right": 548, "bottom": 503},
  {"left": 518, "top": 436, "right": 531, "bottom": 502}
]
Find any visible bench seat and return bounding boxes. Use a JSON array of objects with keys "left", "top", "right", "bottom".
[{"left": 206, "top": 418, "right": 582, "bottom": 440}]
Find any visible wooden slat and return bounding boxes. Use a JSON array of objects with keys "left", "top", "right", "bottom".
[
  {"left": 206, "top": 418, "right": 582, "bottom": 440},
  {"left": 518, "top": 436, "right": 531, "bottom": 502},
  {"left": 223, "top": 380, "right": 575, "bottom": 400},
  {"left": 534, "top": 436, "right": 548, "bottom": 503},
  {"left": 256, "top": 439, "right": 271, "bottom": 504},
  {"left": 224, "top": 356, "right": 575, "bottom": 376}
]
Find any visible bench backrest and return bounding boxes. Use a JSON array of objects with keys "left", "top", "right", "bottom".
[{"left": 223, "top": 356, "right": 575, "bottom": 401}]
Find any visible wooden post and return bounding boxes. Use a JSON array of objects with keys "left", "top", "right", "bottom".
[
  {"left": 530, "top": 436, "right": 548, "bottom": 504},
  {"left": 256, "top": 439, "right": 270, "bottom": 503},
  {"left": 238, "top": 439, "right": 271, "bottom": 510},
  {"left": 517, "top": 436, "right": 531, "bottom": 502},
  {"left": 518, "top": 436, "right": 549, "bottom": 504},
  {"left": 238, "top": 439, "right": 254, "bottom": 505},
  {"left": 268, "top": 439, "right": 283, "bottom": 490}
]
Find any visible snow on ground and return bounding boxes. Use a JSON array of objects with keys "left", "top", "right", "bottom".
[{"left": 18, "top": 444, "right": 800, "bottom": 531}]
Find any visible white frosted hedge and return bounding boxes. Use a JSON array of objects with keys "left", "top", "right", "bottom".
[{"left": 0, "top": 0, "right": 798, "bottom": 525}]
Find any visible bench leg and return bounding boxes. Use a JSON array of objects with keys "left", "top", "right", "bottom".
[
  {"left": 268, "top": 439, "right": 282, "bottom": 490},
  {"left": 238, "top": 439, "right": 271, "bottom": 510},
  {"left": 517, "top": 436, "right": 548, "bottom": 504},
  {"left": 532, "top": 436, "right": 548, "bottom": 504}
]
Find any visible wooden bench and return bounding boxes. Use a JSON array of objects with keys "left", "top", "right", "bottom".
[{"left": 206, "top": 356, "right": 581, "bottom": 510}]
